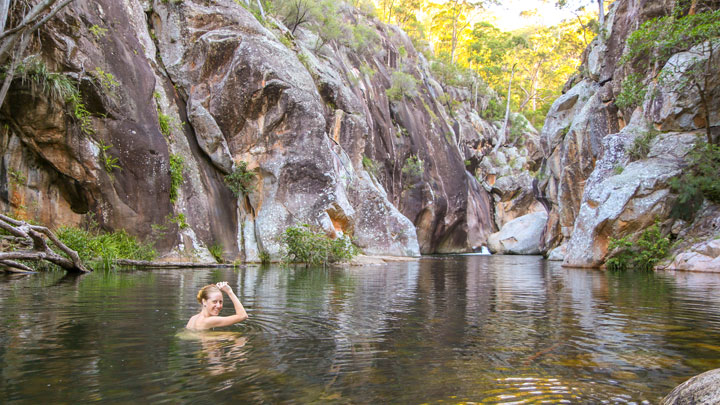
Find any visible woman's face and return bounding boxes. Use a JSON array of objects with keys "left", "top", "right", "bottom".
[{"left": 203, "top": 291, "right": 223, "bottom": 316}]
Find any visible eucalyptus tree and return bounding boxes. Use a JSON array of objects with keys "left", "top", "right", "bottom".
[
  {"left": 553, "top": 0, "right": 605, "bottom": 26},
  {"left": 425, "top": 0, "right": 499, "bottom": 64}
]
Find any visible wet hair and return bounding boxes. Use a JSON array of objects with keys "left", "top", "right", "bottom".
[{"left": 197, "top": 284, "right": 221, "bottom": 304}]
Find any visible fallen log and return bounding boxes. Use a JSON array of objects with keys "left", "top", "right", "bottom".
[
  {"left": 0, "top": 213, "right": 90, "bottom": 273},
  {"left": 115, "top": 259, "right": 236, "bottom": 268}
]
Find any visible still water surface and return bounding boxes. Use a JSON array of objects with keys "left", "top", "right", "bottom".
[{"left": 2, "top": 256, "right": 720, "bottom": 403}]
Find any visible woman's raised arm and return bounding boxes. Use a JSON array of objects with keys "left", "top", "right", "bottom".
[{"left": 204, "top": 282, "right": 248, "bottom": 328}]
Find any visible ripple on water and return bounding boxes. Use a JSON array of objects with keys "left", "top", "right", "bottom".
[{"left": 3, "top": 260, "right": 720, "bottom": 404}]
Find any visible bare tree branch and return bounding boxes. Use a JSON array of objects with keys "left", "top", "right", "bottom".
[{"left": 0, "top": 213, "right": 90, "bottom": 273}]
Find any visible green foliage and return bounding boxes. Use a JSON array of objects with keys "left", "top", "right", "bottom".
[
  {"left": 560, "top": 125, "right": 571, "bottom": 137},
  {"left": 351, "top": 23, "right": 380, "bottom": 53},
  {"left": 352, "top": 0, "right": 376, "bottom": 17},
  {"left": 605, "top": 222, "right": 671, "bottom": 272},
  {"left": 613, "top": 165, "right": 624, "bottom": 175},
  {"left": 386, "top": 71, "right": 418, "bottom": 101},
  {"left": 93, "top": 67, "right": 119, "bottom": 92},
  {"left": 615, "top": 73, "right": 646, "bottom": 110},
  {"left": 481, "top": 97, "right": 504, "bottom": 122},
  {"left": 297, "top": 52, "right": 311, "bottom": 71},
  {"left": 7, "top": 168, "right": 26, "bottom": 185},
  {"left": 627, "top": 128, "right": 660, "bottom": 161},
  {"left": 14, "top": 58, "right": 76, "bottom": 101},
  {"left": 169, "top": 154, "right": 184, "bottom": 203},
  {"left": 621, "top": 10, "right": 720, "bottom": 71},
  {"left": 313, "top": 1, "right": 344, "bottom": 49},
  {"left": 10, "top": 59, "right": 94, "bottom": 135},
  {"left": 282, "top": 224, "right": 358, "bottom": 265},
  {"left": 669, "top": 140, "right": 720, "bottom": 221},
  {"left": 158, "top": 110, "right": 172, "bottom": 137},
  {"left": 98, "top": 141, "right": 121, "bottom": 173},
  {"left": 66, "top": 92, "right": 94, "bottom": 135},
  {"left": 401, "top": 155, "right": 424, "bottom": 179},
  {"left": 278, "top": 33, "right": 293, "bottom": 48},
  {"left": 56, "top": 226, "right": 156, "bottom": 271},
  {"left": 89, "top": 24, "right": 108, "bottom": 39},
  {"left": 430, "top": 56, "right": 475, "bottom": 89},
  {"left": 225, "top": 161, "right": 256, "bottom": 197},
  {"left": 208, "top": 242, "right": 224, "bottom": 263},
  {"left": 259, "top": 250, "right": 271, "bottom": 264},
  {"left": 166, "top": 213, "right": 188, "bottom": 229},
  {"left": 362, "top": 155, "right": 378, "bottom": 176},
  {"left": 358, "top": 62, "right": 376, "bottom": 78},
  {"left": 467, "top": 16, "right": 590, "bottom": 127},
  {"left": 508, "top": 113, "right": 531, "bottom": 145}
]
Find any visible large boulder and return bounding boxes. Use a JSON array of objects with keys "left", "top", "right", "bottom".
[
  {"left": 661, "top": 368, "right": 720, "bottom": 405},
  {"left": 488, "top": 211, "right": 548, "bottom": 255},
  {"left": 563, "top": 126, "right": 695, "bottom": 267}
]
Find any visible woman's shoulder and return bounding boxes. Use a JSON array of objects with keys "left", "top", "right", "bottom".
[{"left": 186, "top": 314, "right": 202, "bottom": 329}]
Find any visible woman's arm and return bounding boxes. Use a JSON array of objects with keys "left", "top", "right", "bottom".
[{"left": 204, "top": 282, "right": 248, "bottom": 328}]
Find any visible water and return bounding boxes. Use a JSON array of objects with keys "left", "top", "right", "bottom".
[{"left": 2, "top": 256, "right": 720, "bottom": 404}]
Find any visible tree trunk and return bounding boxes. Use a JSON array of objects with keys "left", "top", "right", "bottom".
[
  {"left": 473, "top": 76, "right": 478, "bottom": 110},
  {"left": 450, "top": 9, "right": 458, "bottom": 63},
  {"left": 256, "top": 0, "right": 266, "bottom": 19},
  {"left": 493, "top": 64, "right": 516, "bottom": 154},
  {"left": 597, "top": 0, "right": 605, "bottom": 27},
  {"left": 0, "top": 0, "right": 10, "bottom": 33},
  {"left": 689, "top": 0, "right": 698, "bottom": 15}
]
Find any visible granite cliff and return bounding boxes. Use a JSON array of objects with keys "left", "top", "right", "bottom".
[
  {"left": 0, "top": 0, "right": 535, "bottom": 261},
  {"left": 536, "top": 0, "right": 720, "bottom": 271}
]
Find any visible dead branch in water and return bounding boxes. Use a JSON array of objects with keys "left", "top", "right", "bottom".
[
  {"left": 0, "top": 213, "right": 90, "bottom": 273},
  {"left": 115, "top": 259, "right": 236, "bottom": 269}
]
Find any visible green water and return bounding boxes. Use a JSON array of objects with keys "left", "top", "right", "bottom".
[{"left": 2, "top": 255, "right": 720, "bottom": 403}]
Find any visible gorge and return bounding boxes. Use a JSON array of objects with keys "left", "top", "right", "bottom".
[{"left": 0, "top": 0, "right": 718, "bottom": 271}]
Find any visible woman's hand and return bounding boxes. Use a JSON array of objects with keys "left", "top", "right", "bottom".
[{"left": 216, "top": 281, "right": 232, "bottom": 294}]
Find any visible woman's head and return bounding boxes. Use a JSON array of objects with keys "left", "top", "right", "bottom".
[{"left": 197, "top": 284, "right": 222, "bottom": 305}]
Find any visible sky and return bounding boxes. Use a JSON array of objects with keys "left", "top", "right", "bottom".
[{"left": 484, "top": 0, "right": 578, "bottom": 31}]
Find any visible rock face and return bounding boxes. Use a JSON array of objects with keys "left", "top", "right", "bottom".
[
  {"left": 488, "top": 211, "right": 548, "bottom": 255},
  {"left": 0, "top": 0, "right": 514, "bottom": 260},
  {"left": 661, "top": 368, "right": 720, "bottom": 405},
  {"left": 537, "top": 0, "right": 672, "bottom": 254},
  {"left": 537, "top": 0, "right": 720, "bottom": 269}
]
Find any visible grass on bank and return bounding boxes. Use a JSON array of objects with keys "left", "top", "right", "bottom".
[{"left": 55, "top": 226, "right": 156, "bottom": 271}]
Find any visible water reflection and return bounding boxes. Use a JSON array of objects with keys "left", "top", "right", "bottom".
[
  {"left": 2, "top": 257, "right": 720, "bottom": 403},
  {"left": 177, "top": 330, "right": 248, "bottom": 379}
]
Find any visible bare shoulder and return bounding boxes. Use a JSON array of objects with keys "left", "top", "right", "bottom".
[{"left": 186, "top": 314, "right": 200, "bottom": 329}]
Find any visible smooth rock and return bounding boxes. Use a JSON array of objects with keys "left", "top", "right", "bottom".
[
  {"left": 661, "top": 368, "right": 720, "bottom": 405},
  {"left": 488, "top": 212, "right": 548, "bottom": 255}
]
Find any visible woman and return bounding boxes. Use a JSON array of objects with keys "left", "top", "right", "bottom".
[{"left": 186, "top": 281, "right": 248, "bottom": 330}]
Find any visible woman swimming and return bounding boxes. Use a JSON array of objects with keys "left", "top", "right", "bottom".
[{"left": 186, "top": 281, "right": 248, "bottom": 330}]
